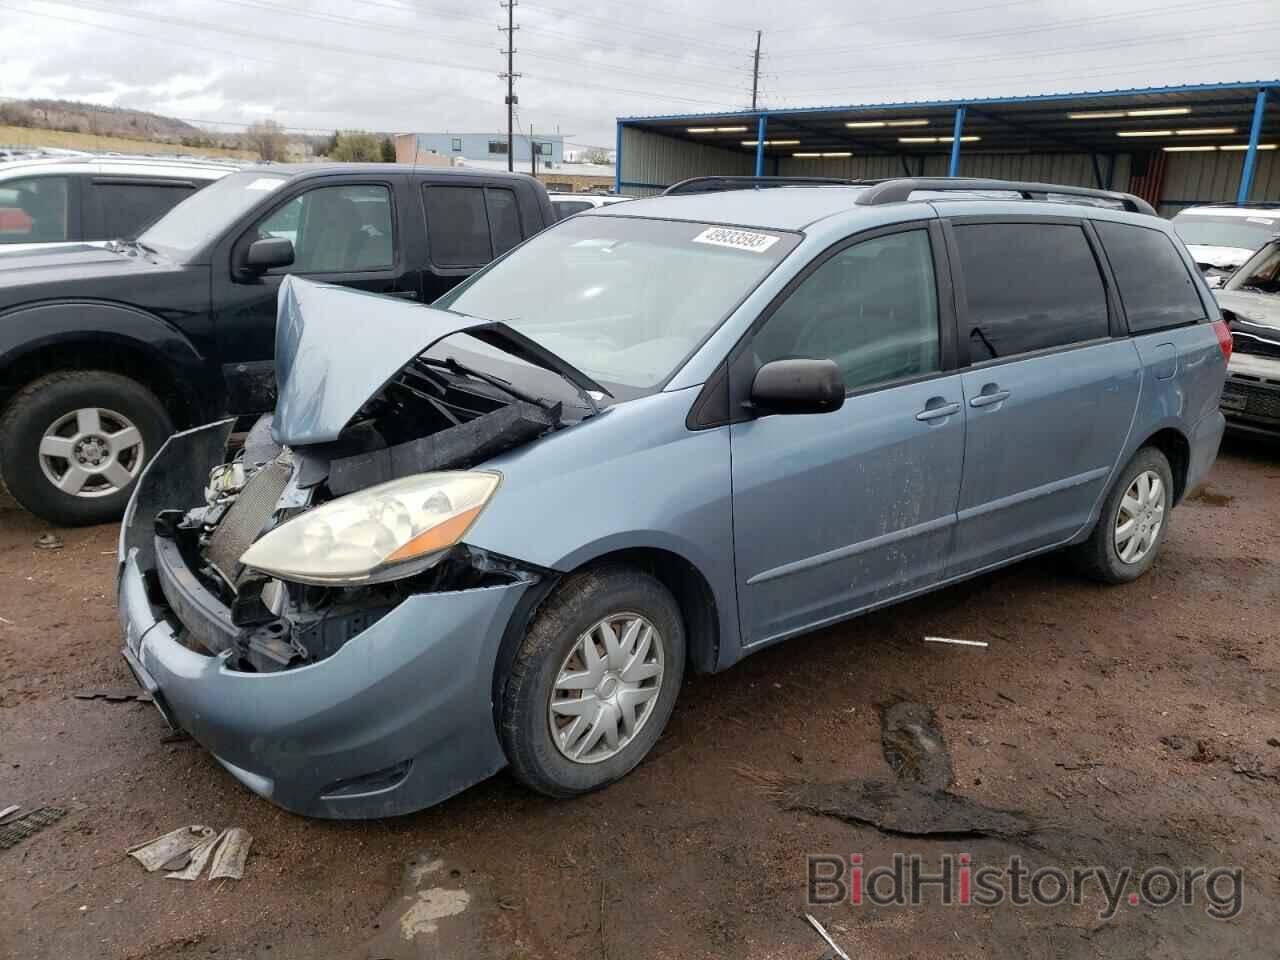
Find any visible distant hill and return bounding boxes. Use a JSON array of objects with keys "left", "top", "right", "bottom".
[{"left": 7, "top": 99, "right": 204, "bottom": 141}]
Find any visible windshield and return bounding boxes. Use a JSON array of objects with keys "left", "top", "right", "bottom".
[
  {"left": 1231, "top": 244, "right": 1280, "bottom": 296},
  {"left": 1172, "top": 213, "right": 1279, "bottom": 254},
  {"left": 435, "top": 215, "right": 799, "bottom": 390},
  {"left": 139, "top": 171, "right": 288, "bottom": 260}
]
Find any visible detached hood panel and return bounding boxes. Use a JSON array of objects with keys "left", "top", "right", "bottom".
[{"left": 272, "top": 276, "right": 608, "bottom": 447}]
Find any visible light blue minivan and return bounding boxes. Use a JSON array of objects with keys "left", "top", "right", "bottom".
[{"left": 118, "top": 177, "right": 1229, "bottom": 818}]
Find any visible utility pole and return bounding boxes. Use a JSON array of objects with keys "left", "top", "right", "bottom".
[
  {"left": 530, "top": 123, "right": 537, "bottom": 178},
  {"left": 751, "top": 30, "right": 762, "bottom": 111},
  {"left": 499, "top": 0, "right": 520, "bottom": 172}
]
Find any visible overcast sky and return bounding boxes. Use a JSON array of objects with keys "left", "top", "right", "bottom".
[{"left": 0, "top": 0, "right": 1274, "bottom": 146}]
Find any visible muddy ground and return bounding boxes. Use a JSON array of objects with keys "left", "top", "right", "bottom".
[{"left": 1, "top": 438, "right": 1278, "bottom": 960}]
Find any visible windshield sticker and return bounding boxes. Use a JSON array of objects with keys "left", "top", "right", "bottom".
[
  {"left": 692, "top": 226, "right": 780, "bottom": 253},
  {"left": 1246, "top": 217, "right": 1275, "bottom": 226},
  {"left": 246, "top": 178, "right": 285, "bottom": 192}
]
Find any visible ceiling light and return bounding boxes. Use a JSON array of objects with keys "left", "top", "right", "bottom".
[
  {"left": 939, "top": 136, "right": 981, "bottom": 143},
  {"left": 887, "top": 119, "right": 930, "bottom": 127},
  {"left": 821, "top": 151, "right": 852, "bottom": 157},
  {"left": 898, "top": 136, "right": 937, "bottom": 143},
  {"left": 1117, "top": 130, "right": 1173, "bottom": 138},
  {"left": 1163, "top": 145, "right": 1218, "bottom": 152},
  {"left": 1127, "top": 107, "right": 1191, "bottom": 117},
  {"left": 1219, "top": 143, "right": 1278, "bottom": 151},
  {"left": 1175, "top": 127, "right": 1236, "bottom": 136},
  {"left": 792, "top": 152, "right": 821, "bottom": 157},
  {"left": 845, "top": 121, "right": 886, "bottom": 129},
  {"left": 687, "top": 126, "right": 748, "bottom": 134},
  {"left": 1068, "top": 111, "right": 1126, "bottom": 120},
  {"left": 741, "top": 139, "right": 800, "bottom": 146}
]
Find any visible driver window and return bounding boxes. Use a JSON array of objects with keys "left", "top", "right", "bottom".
[
  {"left": 753, "top": 230, "right": 940, "bottom": 391},
  {"left": 252, "top": 184, "right": 394, "bottom": 273}
]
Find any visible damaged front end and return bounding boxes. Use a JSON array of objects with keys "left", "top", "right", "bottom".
[{"left": 115, "top": 277, "right": 598, "bottom": 817}]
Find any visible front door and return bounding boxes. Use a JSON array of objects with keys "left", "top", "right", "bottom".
[
  {"left": 944, "top": 218, "right": 1142, "bottom": 576},
  {"left": 729, "top": 224, "right": 966, "bottom": 648},
  {"left": 212, "top": 176, "right": 409, "bottom": 413}
]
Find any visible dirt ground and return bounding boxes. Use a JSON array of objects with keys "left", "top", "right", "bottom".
[{"left": 2, "top": 437, "right": 1278, "bottom": 960}]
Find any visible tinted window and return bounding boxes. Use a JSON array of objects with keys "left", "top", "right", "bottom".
[
  {"left": 253, "top": 183, "right": 393, "bottom": 273},
  {"left": 90, "top": 180, "right": 196, "bottom": 238},
  {"left": 1095, "top": 221, "right": 1206, "bottom": 332},
  {"left": 423, "top": 185, "right": 491, "bottom": 267},
  {"left": 955, "top": 222, "right": 1108, "bottom": 360},
  {"left": 754, "top": 230, "right": 940, "bottom": 390},
  {"left": 555, "top": 200, "right": 593, "bottom": 219},
  {"left": 0, "top": 176, "right": 69, "bottom": 243},
  {"left": 486, "top": 187, "right": 523, "bottom": 256}
]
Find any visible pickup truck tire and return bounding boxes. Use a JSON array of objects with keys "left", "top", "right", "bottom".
[
  {"left": 500, "top": 563, "right": 685, "bottom": 798},
  {"left": 1071, "top": 446, "right": 1174, "bottom": 584},
  {"left": 0, "top": 371, "right": 173, "bottom": 527}
]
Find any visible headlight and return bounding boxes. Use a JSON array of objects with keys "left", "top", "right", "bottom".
[{"left": 239, "top": 471, "right": 500, "bottom": 586}]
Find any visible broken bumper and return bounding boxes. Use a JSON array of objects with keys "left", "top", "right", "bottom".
[
  {"left": 116, "top": 421, "right": 531, "bottom": 819},
  {"left": 1221, "top": 358, "right": 1280, "bottom": 437}
]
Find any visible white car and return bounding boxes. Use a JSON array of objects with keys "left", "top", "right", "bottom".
[
  {"left": 0, "top": 155, "right": 241, "bottom": 253},
  {"left": 548, "top": 192, "right": 632, "bottom": 220},
  {"left": 1171, "top": 203, "right": 1280, "bottom": 287}
]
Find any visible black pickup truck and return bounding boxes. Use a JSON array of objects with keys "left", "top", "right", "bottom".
[{"left": 0, "top": 163, "right": 557, "bottom": 524}]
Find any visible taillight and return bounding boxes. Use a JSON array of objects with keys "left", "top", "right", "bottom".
[{"left": 1212, "top": 319, "right": 1233, "bottom": 362}]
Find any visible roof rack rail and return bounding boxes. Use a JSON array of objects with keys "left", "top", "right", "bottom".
[
  {"left": 662, "top": 175, "right": 878, "bottom": 196},
  {"left": 853, "top": 178, "right": 1157, "bottom": 217}
]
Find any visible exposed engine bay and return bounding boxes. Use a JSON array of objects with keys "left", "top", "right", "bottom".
[{"left": 152, "top": 355, "right": 563, "bottom": 674}]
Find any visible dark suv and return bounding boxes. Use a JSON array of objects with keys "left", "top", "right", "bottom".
[{"left": 0, "top": 163, "right": 556, "bottom": 524}]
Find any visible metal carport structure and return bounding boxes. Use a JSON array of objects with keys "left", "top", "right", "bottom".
[{"left": 615, "top": 81, "right": 1278, "bottom": 215}]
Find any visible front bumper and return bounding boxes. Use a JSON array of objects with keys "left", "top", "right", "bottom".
[
  {"left": 116, "top": 421, "right": 531, "bottom": 819},
  {"left": 1221, "top": 355, "right": 1280, "bottom": 437}
]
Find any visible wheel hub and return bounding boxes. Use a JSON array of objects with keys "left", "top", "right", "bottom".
[
  {"left": 38, "top": 407, "right": 145, "bottom": 499},
  {"left": 74, "top": 435, "right": 109, "bottom": 467},
  {"left": 1114, "top": 469, "right": 1166, "bottom": 565}
]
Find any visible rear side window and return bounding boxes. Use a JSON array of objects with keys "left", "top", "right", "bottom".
[
  {"left": 954, "top": 222, "right": 1109, "bottom": 360},
  {"left": 485, "top": 187, "right": 523, "bottom": 256},
  {"left": 0, "top": 175, "right": 69, "bottom": 243},
  {"left": 554, "top": 199, "right": 593, "bottom": 219},
  {"left": 89, "top": 180, "right": 197, "bottom": 239},
  {"left": 1094, "top": 221, "right": 1205, "bottom": 333},
  {"left": 424, "top": 185, "right": 493, "bottom": 267}
]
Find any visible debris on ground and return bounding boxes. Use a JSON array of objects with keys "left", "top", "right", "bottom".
[
  {"left": 804, "top": 912, "right": 851, "bottom": 960},
  {"left": 0, "top": 804, "right": 19, "bottom": 823},
  {"left": 0, "top": 806, "right": 67, "bottom": 850},
  {"left": 34, "top": 533, "right": 63, "bottom": 550},
  {"left": 128, "top": 825, "right": 253, "bottom": 880},
  {"left": 791, "top": 779, "right": 1037, "bottom": 840},
  {"left": 923, "top": 636, "right": 988, "bottom": 648},
  {"left": 879, "top": 702, "right": 953, "bottom": 790},
  {"left": 73, "top": 689, "right": 153, "bottom": 703}
]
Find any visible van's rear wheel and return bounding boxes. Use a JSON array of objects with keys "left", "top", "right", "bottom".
[
  {"left": 0, "top": 371, "right": 172, "bottom": 526},
  {"left": 1072, "top": 447, "right": 1173, "bottom": 584},
  {"left": 500, "top": 564, "right": 685, "bottom": 797}
]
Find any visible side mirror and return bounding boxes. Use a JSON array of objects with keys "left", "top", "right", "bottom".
[
  {"left": 244, "top": 237, "right": 294, "bottom": 274},
  {"left": 749, "top": 358, "right": 845, "bottom": 415}
]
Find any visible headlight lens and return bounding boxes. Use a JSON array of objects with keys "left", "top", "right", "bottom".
[{"left": 239, "top": 471, "right": 500, "bottom": 585}]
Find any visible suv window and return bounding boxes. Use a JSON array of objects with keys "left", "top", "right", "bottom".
[
  {"left": 89, "top": 180, "right": 197, "bottom": 238},
  {"left": 423, "top": 184, "right": 526, "bottom": 267},
  {"left": 555, "top": 200, "right": 594, "bottom": 219},
  {"left": 954, "top": 222, "right": 1108, "bottom": 360},
  {"left": 753, "top": 229, "right": 940, "bottom": 391},
  {"left": 1095, "top": 221, "right": 1205, "bottom": 332},
  {"left": 0, "top": 176, "right": 70, "bottom": 243},
  {"left": 254, "top": 184, "right": 394, "bottom": 273}
]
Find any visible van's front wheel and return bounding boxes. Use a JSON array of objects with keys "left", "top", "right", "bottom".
[{"left": 500, "top": 564, "right": 685, "bottom": 797}]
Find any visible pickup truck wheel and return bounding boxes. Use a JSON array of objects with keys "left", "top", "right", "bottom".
[
  {"left": 0, "top": 371, "right": 173, "bottom": 526},
  {"left": 500, "top": 564, "right": 685, "bottom": 798}
]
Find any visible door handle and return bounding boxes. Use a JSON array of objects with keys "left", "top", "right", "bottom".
[
  {"left": 970, "top": 387, "right": 1011, "bottom": 408},
  {"left": 915, "top": 401, "right": 961, "bottom": 422}
]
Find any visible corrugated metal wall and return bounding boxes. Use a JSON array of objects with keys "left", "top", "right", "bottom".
[
  {"left": 619, "top": 127, "right": 754, "bottom": 196},
  {"left": 1159, "top": 151, "right": 1279, "bottom": 214}
]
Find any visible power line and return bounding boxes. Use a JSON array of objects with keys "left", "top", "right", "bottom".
[
  {"left": 520, "top": 1, "right": 745, "bottom": 55},
  {"left": 768, "top": 0, "right": 1049, "bottom": 35}
]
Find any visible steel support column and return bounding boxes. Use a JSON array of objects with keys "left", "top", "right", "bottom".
[
  {"left": 1238, "top": 88, "right": 1269, "bottom": 205},
  {"left": 614, "top": 122, "right": 623, "bottom": 194},
  {"left": 755, "top": 114, "right": 766, "bottom": 177},
  {"left": 949, "top": 106, "right": 966, "bottom": 177}
]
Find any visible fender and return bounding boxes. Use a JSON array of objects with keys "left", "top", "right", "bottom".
[{"left": 0, "top": 300, "right": 222, "bottom": 423}]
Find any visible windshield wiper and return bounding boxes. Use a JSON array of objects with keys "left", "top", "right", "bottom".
[{"left": 416, "top": 356, "right": 559, "bottom": 413}]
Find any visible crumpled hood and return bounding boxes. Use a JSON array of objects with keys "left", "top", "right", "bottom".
[
  {"left": 1216, "top": 289, "right": 1280, "bottom": 329},
  {"left": 272, "top": 276, "right": 608, "bottom": 447},
  {"left": 1186, "top": 243, "right": 1255, "bottom": 271}
]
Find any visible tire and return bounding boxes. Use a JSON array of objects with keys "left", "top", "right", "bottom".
[
  {"left": 0, "top": 371, "right": 173, "bottom": 526},
  {"left": 500, "top": 563, "right": 686, "bottom": 798},
  {"left": 1071, "top": 446, "right": 1174, "bottom": 584}
]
